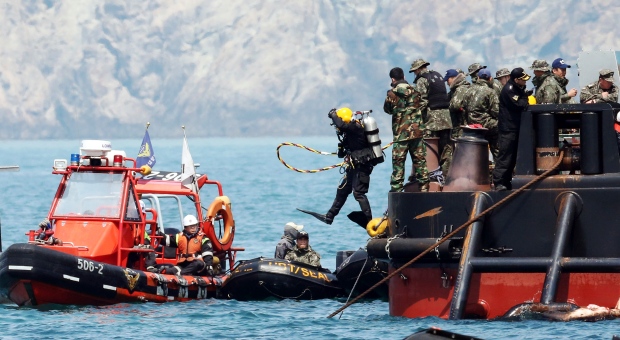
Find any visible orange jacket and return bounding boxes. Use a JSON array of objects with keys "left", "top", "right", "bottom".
[{"left": 169, "top": 232, "right": 213, "bottom": 265}]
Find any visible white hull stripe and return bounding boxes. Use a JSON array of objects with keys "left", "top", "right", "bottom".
[
  {"left": 8, "top": 265, "right": 33, "bottom": 271},
  {"left": 103, "top": 285, "right": 116, "bottom": 291},
  {"left": 63, "top": 274, "right": 80, "bottom": 282}
]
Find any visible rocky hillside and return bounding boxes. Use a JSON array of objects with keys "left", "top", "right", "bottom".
[{"left": 0, "top": 0, "right": 617, "bottom": 139}]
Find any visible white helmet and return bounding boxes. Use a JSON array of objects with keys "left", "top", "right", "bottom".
[{"left": 183, "top": 214, "right": 198, "bottom": 227}]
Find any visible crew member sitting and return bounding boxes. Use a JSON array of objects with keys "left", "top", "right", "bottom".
[
  {"left": 35, "top": 218, "right": 62, "bottom": 245},
  {"left": 162, "top": 214, "right": 214, "bottom": 276},
  {"left": 284, "top": 231, "right": 321, "bottom": 267},
  {"left": 274, "top": 222, "right": 304, "bottom": 259}
]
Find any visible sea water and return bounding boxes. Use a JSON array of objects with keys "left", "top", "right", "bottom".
[{"left": 0, "top": 137, "right": 618, "bottom": 339}]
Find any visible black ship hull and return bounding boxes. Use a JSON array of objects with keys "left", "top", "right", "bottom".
[{"left": 368, "top": 104, "right": 620, "bottom": 319}]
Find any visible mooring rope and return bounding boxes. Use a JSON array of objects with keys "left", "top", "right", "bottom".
[
  {"left": 327, "top": 151, "right": 565, "bottom": 318},
  {"left": 339, "top": 252, "right": 370, "bottom": 319},
  {"left": 276, "top": 142, "right": 393, "bottom": 173}
]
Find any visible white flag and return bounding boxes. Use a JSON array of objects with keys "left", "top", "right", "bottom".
[{"left": 181, "top": 136, "right": 197, "bottom": 192}]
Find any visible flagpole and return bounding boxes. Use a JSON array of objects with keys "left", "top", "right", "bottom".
[
  {"left": 137, "top": 122, "right": 156, "bottom": 174},
  {"left": 181, "top": 125, "right": 198, "bottom": 193}
]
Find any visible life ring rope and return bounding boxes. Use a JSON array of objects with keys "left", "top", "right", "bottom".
[{"left": 276, "top": 142, "right": 393, "bottom": 174}]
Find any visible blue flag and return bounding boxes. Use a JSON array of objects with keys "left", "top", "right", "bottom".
[{"left": 137, "top": 130, "right": 156, "bottom": 170}]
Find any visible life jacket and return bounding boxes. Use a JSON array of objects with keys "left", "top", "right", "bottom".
[
  {"left": 415, "top": 70, "right": 450, "bottom": 110},
  {"left": 176, "top": 232, "right": 208, "bottom": 263}
]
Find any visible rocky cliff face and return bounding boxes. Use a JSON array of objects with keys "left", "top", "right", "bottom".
[{"left": 0, "top": 0, "right": 616, "bottom": 139}]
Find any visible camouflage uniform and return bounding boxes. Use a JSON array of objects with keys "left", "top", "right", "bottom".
[
  {"left": 414, "top": 69, "right": 452, "bottom": 133},
  {"left": 529, "top": 60, "right": 551, "bottom": 98},
  {"left": 285, "top": 245, "right": 321, "bottom": 267},
  {"left": 463, "top": 78, "right": 500, "bottom": 158},
  {"left": 443, "top": 73, "right": 471, "bottom": 174},
  {"left": 579, "top": 75, "right": 619, "bottom": 104},
  {"left": 531, "top": 72, "right": 551, "bottom": 97},
  {"left": 467, "top": 63, "right": 486, "bottom": 84},
  {"left": 493, "top": 68, "right": 510, "bottom": 97},
  {"left": 384, "top": 79, "right": 429, "bottom": 192},
  {"left": 492, "top": 79, "right": 503, "bottom": 97},
  {"left": 536, "top": 74, "right": 573, "bottom": 104},
  {"left": 410, "top": 61, "right": 451, "bottom": 178}
]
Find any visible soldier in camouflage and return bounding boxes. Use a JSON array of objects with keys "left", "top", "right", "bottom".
[
  {"left": 409, "top": 58, "right": 452, "bottom": 173},
  {"left": 580, "top": 69, "right": 618, "bottom": 104},
  {"left": 467, "top": 63, "right": 487, "bottom": 84},
  {"left": 443, "top": 69, "right": 471, "bottom": 174},
  {"left": 384, "top": 67, "right": 429, "bottom": 192},
  {"left": 284, "top": 231, "right": 321, "bottom": 267},
  {"left": 463, "top": 68, "right": 500, "bottom": 158},
  {"left": 494, "top": 68, "right": 511, "bottom": 96},
  {"left": 535, "top": 58, "right": 577, "bottom": 104},
  {"left": 529, "top": 59, "right": 551, "bottom": 98}
]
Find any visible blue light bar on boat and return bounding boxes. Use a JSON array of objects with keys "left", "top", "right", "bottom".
[{"left": 70, "top": 154, "right": 80, "bottom": 166}]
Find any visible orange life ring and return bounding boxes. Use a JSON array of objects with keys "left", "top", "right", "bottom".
[{"left": 205, "top": 196, "right": 235, "bottom": 251}]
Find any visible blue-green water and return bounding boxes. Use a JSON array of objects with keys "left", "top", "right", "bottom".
[{"left": 0, "top": 138, "right": 619, "bottom": 339}]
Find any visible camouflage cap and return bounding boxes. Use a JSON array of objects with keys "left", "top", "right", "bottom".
[
  {"left": 600, "top": 69, "right": 614, "bottom": 82},
  {"left": 495, "top": 68, "right": 510, "bottom": 79},
  {"left": 530, "top": 59, "right": 550, "bottom": 71},
  {"left": 409, "top": 58, "right": 430, "bottom": 73},
  {"left": 467, "top": 63, "right": 487, "bottom": 76}
]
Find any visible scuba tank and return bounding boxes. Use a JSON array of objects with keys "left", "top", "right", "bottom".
[{"left": 360, "top": 111, "right": 384, "bottom": 165}]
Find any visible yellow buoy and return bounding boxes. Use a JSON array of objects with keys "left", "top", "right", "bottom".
[
  {"left": 140, "top": 165, "right": 152, "bottom": 175},
  {"left": 366, "top": 217, "right": 389, "bottom": 237}
]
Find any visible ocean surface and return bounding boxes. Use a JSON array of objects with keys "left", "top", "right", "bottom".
[{"left": 0, "top": 137, "right": 619, "bottom": 339}]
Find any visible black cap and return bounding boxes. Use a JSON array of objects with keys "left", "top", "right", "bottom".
[
  {"left": 297, "top": 230, "right": 309, "bottom": 239},
  {"left": 510, "top": 67, "right": 531, "bottom": 81}
]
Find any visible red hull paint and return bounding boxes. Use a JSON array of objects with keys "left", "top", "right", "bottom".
[{"left": 389, "top": 268, "right": 620, "bottom": 319}]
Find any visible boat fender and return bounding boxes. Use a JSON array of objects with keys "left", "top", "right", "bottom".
[
  {"left": 362, "top": 115, "right": 384, "bottom": 165},
  {"left": 206, "top": 196, "right": 235, "bottom": 251},
  {"left": 366, "top": 217, "right": 389, "bottom": 237}
]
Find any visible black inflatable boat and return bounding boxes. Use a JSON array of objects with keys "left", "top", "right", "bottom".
[
  {"left": 219, "top": 257, "right": 343, "bottom": 300},
  {"left": 334, "top": 249, "right": 389, "bottom": 300}
]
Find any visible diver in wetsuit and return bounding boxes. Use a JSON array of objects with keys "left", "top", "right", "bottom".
[{"left": 318, "top": 108, "right": 374, "bottom": 227}]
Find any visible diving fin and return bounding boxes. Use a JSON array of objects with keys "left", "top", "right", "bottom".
[
  {"left": 296, "top": 208, "right": 332, "bottom": 225},
  {"left": 347, "top": 211, "right": 369, "bottom": 229}
]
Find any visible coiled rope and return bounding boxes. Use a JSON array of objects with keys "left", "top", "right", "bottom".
[
  {"left": 276, "top": 142, "right": 393, "bottom": 173},
  {"left": 327, "top": 151, "right": 565, "bottom": 318}
]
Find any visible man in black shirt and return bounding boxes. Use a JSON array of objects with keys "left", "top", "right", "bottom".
[{"left": 492, "top": 68, "right": 531, "bottom": 191}]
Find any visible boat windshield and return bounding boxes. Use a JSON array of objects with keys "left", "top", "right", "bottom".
[{"left": 53, "top": 172, "right": 125, "bottom": 218}]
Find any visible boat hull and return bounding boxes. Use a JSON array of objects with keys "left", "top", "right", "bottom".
[
  {"left": 370, "top": 184, "right": 620, "bottom": 319},
  {"left": 220, "top": 258, "right": 343, "bottom": 300},
  {"left": 334, "top": 249, "right": 388, "bottom": 300},
  {"left": 0, "top": 243, "right": 224, "bottom": 306},
  {"left": 388, "top": 267, "right": 620, "bottom": 319}
]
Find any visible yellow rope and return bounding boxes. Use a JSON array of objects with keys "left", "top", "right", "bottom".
[{"left": 276, "top": 141, "right": 393, "bottom": 174}]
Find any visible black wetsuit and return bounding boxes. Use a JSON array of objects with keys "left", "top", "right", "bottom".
[{"left": 326, "top": 115, "right": 374, "bottom": 224}]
